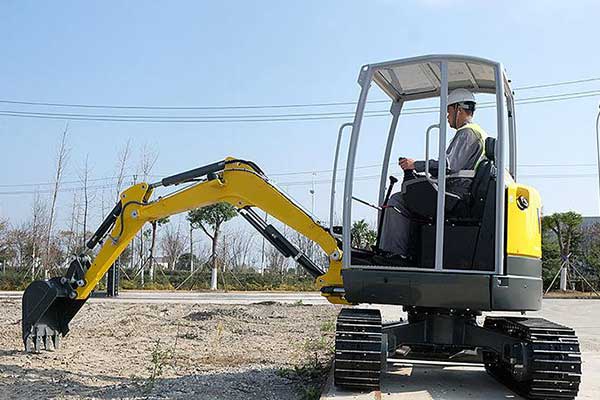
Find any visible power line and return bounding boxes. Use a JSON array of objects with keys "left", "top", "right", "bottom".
[
  {"left": 2, "top": 160, "right": 596, "bottom": 190},
  {"left": 0, "top": 76, "right": 598, "bottom": 111},
  {"left": 514, "top": 77, "right": 600, "bottom": 91},
  {"left": 278, "top": 172, "right": 600, "bottom": 186},
  {"left": 273, "top": 162, "right": 600, "bottom": 177},
  {"left": 1, "top": 169, "right": 598, "bottom": 195},
  {"left": 0, "top": 183, "right": 116, "bottom": 196},
  {"left": 2, "top": 89, "right": 598, "bottom": 120},
  {"left": 2, "top": 161, "right": 597, "bottom": 190},
  {"left": 0, "top": 175, "right": 135, "bottom": 188},
  {"left": 521, "top": 173, "right": 598, "bottom": 179},
  {"left": 0, "top": 90, "right": 598, "bottom": 123},
  {"left": 520, "top": 163, "right": 596, "bottom": 168}
]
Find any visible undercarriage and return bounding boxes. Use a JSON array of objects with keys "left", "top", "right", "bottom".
[{"left": 334, "top": 308, "right": 581, "bottom": 400}]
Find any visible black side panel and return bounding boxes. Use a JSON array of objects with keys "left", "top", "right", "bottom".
[
  {"left": 343, "top": 269, "right": 491, "bottom": 310},
  {"left": 472, "top": 182, "right": 496, "bottom": 270},
  {"left": 491, "top": 275, "right": 542, "bottom": 311},
  {"left": 419, "top": 224, "right": 481, "bottom": 270},
  {"left": 506, "top": 255, "right": 542, "bottom": 277}
]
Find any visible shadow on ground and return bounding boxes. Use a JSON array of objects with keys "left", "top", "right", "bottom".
[
  {"left": 0, "top": 361, "right": 301, "bottom": 400},
  {"left": 324, "top": 361, "right": 523, "bottom": 400}
]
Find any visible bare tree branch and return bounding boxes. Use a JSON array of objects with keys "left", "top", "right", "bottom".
[{"left": 45, "top": 124, "right": 70, "bottom": 275}]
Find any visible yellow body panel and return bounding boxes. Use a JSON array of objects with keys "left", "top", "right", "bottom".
[
  {"left": 76, "top": 159, "right": 347, "bottom": 304},
  {"left": 506, "top": 181, "right": 542, "bottom": 258}
]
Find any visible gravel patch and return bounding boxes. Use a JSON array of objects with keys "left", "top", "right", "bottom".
[{"left": 0, "top": 298, "right": 339, "bottom": 399}]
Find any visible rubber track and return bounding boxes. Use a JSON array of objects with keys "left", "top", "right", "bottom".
[
  {"left": 484, "top": 317, "right": 581, "bottom": 400},
  {"left": 334, "top": 308, "right": 383, "bottom": 389}
]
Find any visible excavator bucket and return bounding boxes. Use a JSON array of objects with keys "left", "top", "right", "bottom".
[{"left": 22, "top": 277, "right": 86, "bottom": 352}]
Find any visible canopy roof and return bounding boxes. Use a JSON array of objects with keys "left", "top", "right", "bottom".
[{"left": 367, "top": 55, "right": 508, "bottom": 101}]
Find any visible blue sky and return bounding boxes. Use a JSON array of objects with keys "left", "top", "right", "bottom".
[{"left": 1, "top": 0, "right": 600, "bottom": 231}]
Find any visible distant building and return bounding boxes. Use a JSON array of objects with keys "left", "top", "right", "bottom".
[{"left": 582, "top": 216, "right": 600, "bottom": 229}]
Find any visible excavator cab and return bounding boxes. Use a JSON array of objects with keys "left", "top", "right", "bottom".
[
  {"left": 330, "top": 56, "right": 581, "bottom": 399},
  {"left": 325, "top": 55, "right": 542, "bottom": 310}
]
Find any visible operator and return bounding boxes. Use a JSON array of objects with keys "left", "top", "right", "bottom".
[{"left": 378, "top": 88, "right": 487, "bottom": 257}]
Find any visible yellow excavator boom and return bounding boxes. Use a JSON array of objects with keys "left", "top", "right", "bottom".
[{"left": 21, "top": 158, "right": 346, "bottom": 351}]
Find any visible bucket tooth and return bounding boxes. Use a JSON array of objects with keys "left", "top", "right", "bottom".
[
  {"left": 42, "top": 331, "right": 49, "bottom": 350},
  {"left": 34, "top": 331, "right": 42, "bottom": 352},
  {"left": 52, "top": 333, "right": 60, "bottom": 350}
]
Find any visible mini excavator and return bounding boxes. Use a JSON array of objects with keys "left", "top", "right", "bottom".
[{"left": 22, "top": 55, "right": 581, "bottom": 400}]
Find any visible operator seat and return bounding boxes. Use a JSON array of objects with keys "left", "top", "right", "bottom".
[
  {"left": 469, "top": 137, "right": 497, "bottom": 218},
  {"left": 353, "top": 138, "right": 497, "bottom": 267},
  {"left": 402, "top": 136, "right": 496, "bottom": 220},
  {"left": 405, "top": 137, "right": 497, "bottom": 270}
]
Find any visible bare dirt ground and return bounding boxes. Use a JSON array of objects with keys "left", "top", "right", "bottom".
[{"left": 0, "top": 298, "right": 339, "bottom": 400}]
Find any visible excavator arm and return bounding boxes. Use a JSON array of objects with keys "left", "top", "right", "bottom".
[{"left": 22, "top": 158, "right": 346, "bottom": 351}]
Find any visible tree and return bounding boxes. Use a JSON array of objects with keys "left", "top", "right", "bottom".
[
  {"left": 351, "top": 219, "right": 377, "bottom": 249},
  {"left": 114, "top": 139, "right": 132, "bottom": 201},
  {"left": 266, "top": 244, "right": 290, "bottom": 274},
  {"left": 142, "top": 217, "right": 169, "bottom": 281},
  {"left": 136, "top": 143, "right": 159, "bottom": 282},
  {"left": 29, "top": 191, "right": 48, "bottom": 277},
  {"left": 582, "top": 222, "right": 600, "bottom": 274},
  {"left": 45, "top": 125, "right": 70, "bottom": 276},
  {"left": 293, "top": 231, "right": 323, "bottom": 276},
  {"left": 221, "top": 227, "right": 256, "bottom": 272},
  {"left": 175, "top": 252, "right": 202, "bottom": 271},
  {"left": 78, "top": 154, "right": 95, "bottom": 247},
  {"left": 0, "top": 217, "right": 10, "bottom": 265},
  {"left": 160, "top": 222, "right": 186, "bottom": 271},
  {"left": 543, "top": 212, "right": 583, "bottom": 259},
  {"left": 542, "top": 212, "right": 583, "bottom": 290},
  {"left": 187, "top": 203, "right": 237, "bottom": 290}
]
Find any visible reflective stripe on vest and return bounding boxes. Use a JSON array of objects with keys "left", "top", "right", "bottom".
[{"left": 460, "top": 122, "right": 488, "bottom": 170}]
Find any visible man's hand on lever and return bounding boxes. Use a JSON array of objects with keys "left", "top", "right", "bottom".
[{"left": 399, "top": 157, "right": 415, "bottom": 171}]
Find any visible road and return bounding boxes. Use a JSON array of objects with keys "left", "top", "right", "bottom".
[{"left": 0, "top": 290, "right": 327, "bottom": 304}]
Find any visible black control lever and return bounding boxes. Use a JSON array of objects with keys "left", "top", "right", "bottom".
[
  {"left": 399, "top": 157, "right": 418, "bottom": 181},
  {"left": 375, "top": 175, "right": 399, "bottom": 250}
]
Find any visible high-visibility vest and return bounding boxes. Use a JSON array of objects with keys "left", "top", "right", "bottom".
[{"left": 459, "top": 122, "right": 488, "bottom": 170}]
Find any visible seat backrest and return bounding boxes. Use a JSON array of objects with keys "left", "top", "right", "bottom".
[
  {"left": 485, "top": 136, "right": 496, "bottom": 162},
  {"left": 469, "top": 137, "right": 496, "bottom": 219}
]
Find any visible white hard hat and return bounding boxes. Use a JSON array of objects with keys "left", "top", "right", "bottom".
[{"left": 447, "top": 88, "right": 476, "bottom": 106}]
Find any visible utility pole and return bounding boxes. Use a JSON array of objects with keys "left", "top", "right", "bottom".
[
  {"left": 559, "top": 255, "right": 569, "bottom": 291},
  {"left": 189, "top": 222, "right": 194, "bottom": 273},
  {"left": 261, "top": 212, "right": 267, "bottom": 274},
  {"left": 310, "top": 172, "right": 316, "bottom": 215},
  {"left": 596, "top": 105, "right": 600, "bottom": 214}
]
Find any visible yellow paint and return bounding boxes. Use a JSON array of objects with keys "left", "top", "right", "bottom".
[
  {"left": 506, "top": 182, "right": 542, "bottom": 258},
  {"left": 76, "top": 159, "right": 345, "bottom": 302}
]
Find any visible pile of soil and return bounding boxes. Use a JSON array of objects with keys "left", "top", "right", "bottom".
[{"left": 0, "top": 298, "right": 338, "bottom": 399}]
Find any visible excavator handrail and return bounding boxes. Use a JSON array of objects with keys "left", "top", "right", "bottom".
[
  {"left": 330, "top": 122, "right": 353, "bottom": 236},
  {"left": 424, "top": 123, "right": 439, "bottom": 187}
]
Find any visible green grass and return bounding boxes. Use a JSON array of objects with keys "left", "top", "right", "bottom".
[{"left": 277, "top": 354, "right": 331, "bottom": 400}]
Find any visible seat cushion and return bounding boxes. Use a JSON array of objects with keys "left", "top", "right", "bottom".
[{"left": 403, "top": 178, "right": 464, "bottom": 218}]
